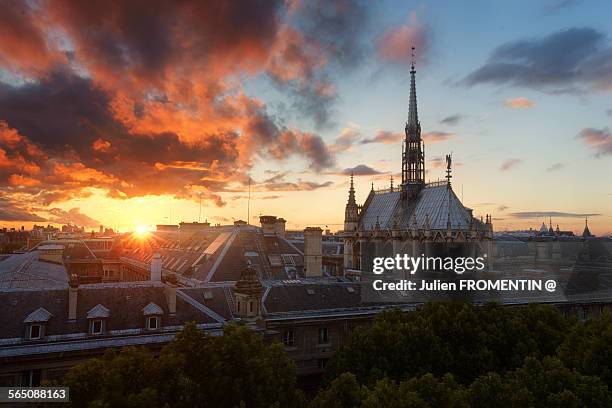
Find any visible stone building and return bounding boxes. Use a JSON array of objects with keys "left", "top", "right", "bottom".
[{"left": 342, "top": 55, "right": 493, "bottom": 275}]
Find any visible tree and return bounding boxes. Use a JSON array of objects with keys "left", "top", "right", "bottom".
[
  {"left": 55, "top": 322, "right": 304, "bottom": 408},
  {"left": 469, "top": 357, "right": 611, "bottom": 408},
  {"left": 312, "top": 373, "right": 468, "bottom": 408},
  {"left": 324, "top": 303, "right": 573, "bottom": 386},
  {"left": 558, "top": 312, "right": 612, "bottom": 386}
]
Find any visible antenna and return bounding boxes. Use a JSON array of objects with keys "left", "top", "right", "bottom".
[
  {"left": 198, "top": 192, "right": 202, "bottom": 223},
  {"left": 247, "top": 177, "right": 251, "bottom": 225},
  {"left": 411, "top": 46, "right": 416, "bottom": 71}
]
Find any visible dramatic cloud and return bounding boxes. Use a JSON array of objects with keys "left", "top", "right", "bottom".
[
  {"left": 510, "top": 211, "right": 600, "bottom": 218},
  {"left": 361, "top": 130, "right": 403, "bottom": 145},
  {"left": 578, "top": 127, "right": 612, "bottom": 157},
  {"left": 547, "top": 162, "right": 564, "bottom": 171},
  {"left": 46, "top": 208, "right": 100, "bottom": 228},
  {"left": 439, "top": 114, "right": 463, "bottom": 126},
  {"left": 422, "top": 131, "right": 453, "bottom": 143},
  {"left": 504, "top": 97, "right": 535, "bottom": 109},
  {"left": 338, "top": 165, "right": 383, "bottom": 176},
  {"left": 0, "top": 0, "right": 363, "bottom": 215},
  {"left": 378, "top": 12, "right": 429, "bottom": 65},
  {"left": 464, "top": 27, "right": 612, "bottom": 93},
  {"left": 500, "top": 158, "right": 522, "bottom": 171},
  {"left": 0, "top": 198, "right": 46, "bottom": 222},
  {"left": 266, "top": 0, "right": 372, "bottom": 128},
  {"left": 330, "top": 128, "right": 361, "bottom": 153}
]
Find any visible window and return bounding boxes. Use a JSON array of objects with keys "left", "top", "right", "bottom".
[
  {"left": 91, "top": 320, "right": 103, "bottom": 334},
  {"left": 29, "top": 324, "right": 42, "bottom": 340},
  {"left": 21, "top": 369, "right": 41, "bottom": 387},
  {"left": 283, "top": 330, "right": 295, "bottom": 347},
  {"left": 317, "top": 358, "right": 328, "bottom": 370},
  {"left": 249, "top": 301, "right": 254, "bottom": 313},
  {"left": 318, "top": 327, "right": 329, "bottom": 344},
  {"left": 148, "top": 316, "right": 159, "bottom": 330}
]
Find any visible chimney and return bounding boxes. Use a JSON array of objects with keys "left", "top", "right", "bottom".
[
  {"left": 275, "top": 218, "right": 286, "bottom": 238},
  {"left": 164, "top": 275, "right": 177, "bottom": 315},
  {"left": 151, "top": 253, "right": 162, "bottom": 282},
  {"left": 68, "top": 273, "right": 78, "bottom": 321},
  {"left": 303, "top": 227, "right": 323, "bottom": 277},
  {"left": 259, "top": 215, "right": 278, "bottom": 236}
]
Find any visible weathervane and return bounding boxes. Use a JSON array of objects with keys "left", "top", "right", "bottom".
[{"left": 445, "top": 153, "right": 452, "bottom": 185}]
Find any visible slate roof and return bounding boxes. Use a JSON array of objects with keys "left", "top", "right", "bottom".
[
  {"left": 360, "top": 184, "right": 478, "bottom": 231},
  {"left": 0, "top": 251, "right": 68, "bottom": 290},
  {"left": 0, "top": 282, "right": 216, "bottom": 341},
  {"left": 263, "top": 282, "right": 362, "bottom": 314},
  {"left": 122, "top": 226, "right": 304, "bottom": 283},
  {"left": 23, "top": 307, "right": 53, "bottom": 323}
]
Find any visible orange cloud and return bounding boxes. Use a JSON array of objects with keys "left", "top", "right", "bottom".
[
  {"left": 92, "top": 138, "right": 113, "bottom": 153},
  {"left": 8, "top": 174, "right": 40, "bottom": 187},
  {"left": 504, "top": 97, "right": 535, "bottom": 109},
  {"left": 378, "top": 12, "right": 428, "bottom": 64}
]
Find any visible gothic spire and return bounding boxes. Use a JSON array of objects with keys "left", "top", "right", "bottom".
[
  {"left": 401, "top": 46, "right": 425, "bottom": 194},
  {"left": 347, "top": 171, "right": 356, "bottom": 205},
  {"left": 407, "top": 47, "right": 419, "bottom": 131}
]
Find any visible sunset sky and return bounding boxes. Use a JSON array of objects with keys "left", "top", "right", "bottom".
[{"left": 1, "top": 0, "right": 611, "bottom": 235}]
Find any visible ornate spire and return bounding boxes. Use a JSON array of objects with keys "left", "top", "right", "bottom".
[
  {"left": 344, "top": 172, "right": 358, "bottom": 228},
  {"left": 347, "top": 171, "right": 356, "bottom": 206},
  {"left": 407, "top": 47, "right": 419, "bottom": 130},
  {"left": 401, "top": 46, "right": 425, "bottom": 196}
]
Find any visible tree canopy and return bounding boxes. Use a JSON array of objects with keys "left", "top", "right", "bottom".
[
  {"left": 57, "top": 323, "right": 304, "bottom": 408},
  {"left": 48, "top": 302, "right": 612, "bottom": 407}
]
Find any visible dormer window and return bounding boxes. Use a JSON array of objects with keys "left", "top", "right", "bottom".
[
  {"left": 91, "top": 320, "right": 103, "bottom": 334},
  {"left": 29, "top": 324, "right": 42, "bottom": 340},
  {"left": 87, "top": 304, "right": 110, "bottom": 335},
  {"left": 23, "top": 307, "right": 52, "bottom": 340},
  {"left": 147, "top": 316, "right": 159, "bottom": 330},
  {"left": 142, "top": 302, "right": 163, "bottom": 331}
]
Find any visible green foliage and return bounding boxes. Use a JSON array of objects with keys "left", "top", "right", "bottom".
[
  {"left": 325, "top": 303, "right": 573, "bottom": 385},
  {"left": 59, "top": 322, "right": 304, "bottom": 408},
  {"left": 468, "top": 357, "right": 611, "bottom": 408},
  {"left": 558, "top": 311, "right": 612, "bottom": 386}
]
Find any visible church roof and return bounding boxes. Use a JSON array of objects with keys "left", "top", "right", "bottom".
[
  {"left": 360, "top": 191, "right": 401, "bottom": 230},
  {"left": 360, "top": 184, "right": 474, "bottom": 231}
]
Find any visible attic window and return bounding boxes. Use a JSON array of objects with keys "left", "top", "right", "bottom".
[
  {"left": 203, "top": 291, "right": 213, "bottom": 300},
  {"left": 346, "top": 287, "right": 355, "bottom": 293},
  {"left": 306, "top": 289, "right": 316, "bottom": 295},
  {"left": 91, "top": 320, "right": 103, "bottom": 335},
  {"left": 29, "top": 324, "right": 42, "bottom": 340},
  {"left": 147, "top": 316, "right": 159, "bottom": 330}
]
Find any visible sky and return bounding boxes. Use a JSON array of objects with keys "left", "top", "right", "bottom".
[{"left": 0, "top": 0, "right": 611, "bottom": 235}]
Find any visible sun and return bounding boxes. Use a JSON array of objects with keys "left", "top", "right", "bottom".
[{"left": 134, "top": 225, "right": 150, "bottom": 238}]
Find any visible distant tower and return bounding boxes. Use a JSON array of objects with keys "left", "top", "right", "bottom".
[
  {"left": 401, "top": 47, "right": 425, "bottom": 201},
  {"left": 344, "top": 172, "right": 359, "bottom": 232},
  {"left": 582, "top": 218, "right": 593, "bottom": 238}
]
